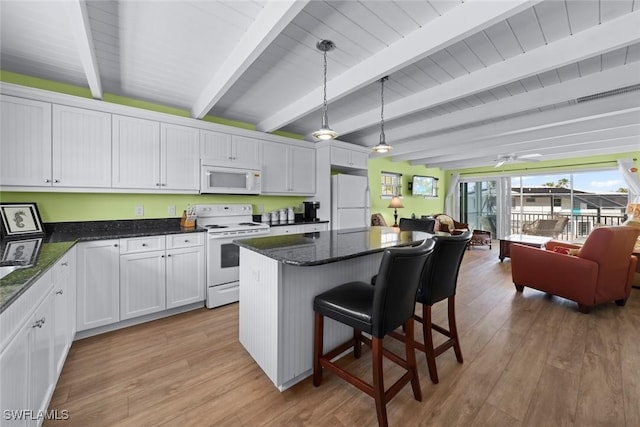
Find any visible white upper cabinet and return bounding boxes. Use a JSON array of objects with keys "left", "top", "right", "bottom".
[
  {"left": 112, "top": 115, "right": 161, "bottom": 189},
  {"left": 112, "top": 117, "right": 199, "bottom": 192},
  {"left": 53, "top": 105, "right": 112, "bottom": 188},
  {"left": 0, "top": 96, "right": 52, "bottom": 187},
  {"left": 330, "top": 145, "right": 369, "bottom": 171},
  {"left": 261, "top": 141, "right": 315, "bottom": 195},
  {"left": 200, "top": 130, "right": 262, "bottom": 168},
  {"left": 161, "top": 123, "right": 199, "bottom": 191}
]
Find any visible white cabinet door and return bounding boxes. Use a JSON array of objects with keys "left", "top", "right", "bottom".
[
  {"left": 52, "top": 247, "right": 76, "bottom": 377},
  {"left": 231, "top": 135, "right": 262, "bottom": 167},
  {"left": 330, "top": 146, "right": 368, "bottom": 170},
  {"left": 120, "top": 251, "right": 166, "bottom": 320},
  {"left": 52, "top": 105, "right": 111, "bottom": 188},
  {"left": 0, "top": 96, "right": 52, "bottom": 187},
  {"left": 200, "top": 130, "right": 232, "bottom": 163},
  {"left": 262, "top": 142, "right": 315, "bottom": 195},
  {"left": 29, "top": 291, "right": 54, "bottom": 425},
  {"left": 112, "top": 115, "right": 160, "bottom": 189},
  {"left": 76, "top": 240, "right": 120, "bottom": 331},
  {"left": 161, "top": 123, "right": 199, "bottom": 191},
  {"left": 0, "top": 319, "right": 30, "bottom": 427},
  {"left": 261, "top": 141, "right": 289, "bottom": 193},
  {"left": 290, "top": 145, "right": 315, "bottom": 194},
  {"left": 166, "top": 246, "right": 205, "bottom": 308}
]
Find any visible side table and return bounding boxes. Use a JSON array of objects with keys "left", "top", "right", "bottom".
[{"left": 499, "top": 234, "right": 552, "bottom": 262}]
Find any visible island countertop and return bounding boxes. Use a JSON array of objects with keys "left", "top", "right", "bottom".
[{"left": 235, "top": 226, "right": 430, "bottom": 266}]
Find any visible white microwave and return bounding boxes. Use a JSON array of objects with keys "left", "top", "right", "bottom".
[{"left": 200, "top": 162, "right": 262, "bottom": 195}]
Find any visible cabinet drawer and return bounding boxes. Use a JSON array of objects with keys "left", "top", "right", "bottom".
[
  {"left": 166, "top": 232, "right": 204, "bottom": 249},
  {"left": 300, "top": 223, "right": 327, "bottom": 233},
  {"left": 119, "top": 236, "right": 166, "bottom": 254}
]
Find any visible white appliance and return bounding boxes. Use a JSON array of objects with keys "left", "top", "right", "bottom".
[
  {"left": 200, "top": 160, "right": 262, "bottom": 195},
  {"left": 196, "top": 204, "right": 270, "bottom": 308},
  {"left": 331, "top": 174, "right": 370, "bottom": 229}
]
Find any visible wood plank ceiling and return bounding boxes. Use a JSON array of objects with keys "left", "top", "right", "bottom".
[{"left": 1, "top": 0, "right": 638, "bottom": 170}]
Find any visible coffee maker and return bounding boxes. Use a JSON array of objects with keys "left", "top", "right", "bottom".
[{"left": 303, "top": 201, "right": 320, "bottom": 222}]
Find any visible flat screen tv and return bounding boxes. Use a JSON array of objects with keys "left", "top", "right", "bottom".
[{"left": 411, "top": 175, "right": 438, "bottom": 197}]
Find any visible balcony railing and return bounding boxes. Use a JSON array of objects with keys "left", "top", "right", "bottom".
[{"left": 511, "top": 213, "right": 626, "bottom": 241}]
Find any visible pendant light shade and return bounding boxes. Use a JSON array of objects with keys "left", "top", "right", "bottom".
[
  {"left": 372, "top": 76, "right": 392, "bottom": 154},
  {"left": 313, "top": 40, "right": 337, "bottom": 141}
]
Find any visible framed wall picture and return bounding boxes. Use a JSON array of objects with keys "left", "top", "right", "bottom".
[
  {"left": 0, "top": 203, "right": 45, "bottom": 238},
  {"left": 1, "top": 237, "right": 43, "bottom": 265}
]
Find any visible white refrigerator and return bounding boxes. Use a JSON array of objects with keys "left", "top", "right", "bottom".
[{"left": 331, "top": 174, "right": 371, "bottom": 230}]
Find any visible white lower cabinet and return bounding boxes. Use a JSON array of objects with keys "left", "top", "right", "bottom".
[
  {"left": 270, "top": 223, "right": 328, "bottom": 236},
  {"left": 119, "top": 251, "right": 167, "bottom": 320},
  {"left": 76, "top": 240, "right": 120, "bottom": 331},
  {"left": 52, "top": 247, "right": 76, "bottom": 379},
  {"left": 118, "top": 233, "right": 205, "bottom": 320},
  {"left": 166, "top": 245, "right": 205, "bottom": 308},
  {"left": 0, "top": 270, "right": 55, "bottom": 427}
]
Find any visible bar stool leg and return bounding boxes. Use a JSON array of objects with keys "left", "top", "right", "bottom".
[
  {"left": 448, "top": 296, "right": 463, "bottom": 363},
  {"left": 404, "top": 319, "right": 422, "bottom": 401},
  {"left": 354, "top": 329, "right": 362, "bottom": 358},
  {"left": 422, "top": 305, "right": 439, "bottom": 384},
  {"left": 371, "top": 337, "right": 388, "bottom": 427}
]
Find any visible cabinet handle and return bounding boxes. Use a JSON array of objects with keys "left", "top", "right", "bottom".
[
  {"left": 33, "top": 318, "right": 45, "bottom": 328},
  {"left": 142, "top": 243, "right": 147, "bottom": 247},
  {"left": 56, "top": 289, "right": 63, "bottom": 295},
  {"left": 61, "top": 261, "right": 68, "bottom": 266},
  {"left": 156, "top": 183, "right": 161, "bottom": 186},
  {"left": 167, "top": 254, "right": 172, "bottom": 257},
  {"left": 161, "top": 255, "right": 165, "bottom": 258},
  {"left": 114, "top": 244, "right": 119, "bottom": 247},
  {"left": 44, "top": 179, "right": 51, "bottom": 183},
  {"left": 161, "top": 183, "right": 167, "bottom": 186},
  {"left": 184, "top": 239, "right": 189, "bottom": 243},
  {"left": 54, "top": 179, "right": 60, "bottom": 183}
]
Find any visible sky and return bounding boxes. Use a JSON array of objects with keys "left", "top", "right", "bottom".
[{"left": 512, "top": 169, "right": 626, "bottom": 193}]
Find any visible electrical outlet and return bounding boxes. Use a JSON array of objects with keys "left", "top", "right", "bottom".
[
  {"left": 135, "top": 205, "right": 144, "bottom": 216},
  {"left": 168, "top": 205, "right": 176, "bottom": 216},
  {"left": 257, "top": 204, "right": 264, "bottom": 214}
]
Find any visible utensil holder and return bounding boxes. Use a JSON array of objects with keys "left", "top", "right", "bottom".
[{"left": 180, "top": 210, "right": 196, "bottom": 228}]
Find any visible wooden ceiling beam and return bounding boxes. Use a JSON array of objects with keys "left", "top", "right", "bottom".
[
  {"left": 334, "top": 11, "right": 640, "bottom": 136},
  {"left": 190, "top": 0, "right": 308, "bottom": 119},
  {"left": 66, "top": 0, "right": 102, "bottom": 99},
  {"left": 255, "top": 0, "right": 538, "bottom": 133}
]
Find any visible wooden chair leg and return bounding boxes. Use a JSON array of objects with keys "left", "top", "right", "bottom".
[
  {"left": 422, "top": 305, "right": 439, "bottom": 384},
  {"left": 371, "top": 337, "right": 388, "bottom": 427},
  {"left": 313, "top": 312, "right": 324, "bottom": 386},
  {"left": 353, "top": 329, "right": 362, "bottom": 358},
  {"left": 448, "top": 296, "right": 463, "bottom": 364},
  {"left": 404, "top": 319, "right": 422, "bottom": 401}
]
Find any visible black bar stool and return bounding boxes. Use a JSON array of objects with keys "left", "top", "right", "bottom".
[
  {"left": 313, "top": 239, "right": 435, "bottom": 427},
  {"left": 390, "top": 230, "right": 472, "bottom": 384}
]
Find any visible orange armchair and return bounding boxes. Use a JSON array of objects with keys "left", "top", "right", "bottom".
[{"left": 511, "top": 226, "right": 640, "bottom": 313}]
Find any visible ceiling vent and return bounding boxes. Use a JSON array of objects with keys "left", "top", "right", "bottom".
[{"left": 576, "top": 83, "right": 640, "bottom": 103}]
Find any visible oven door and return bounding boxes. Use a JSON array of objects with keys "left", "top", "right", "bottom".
[{"left": 208, "top": 234, "right": 240, "bottom": 287}]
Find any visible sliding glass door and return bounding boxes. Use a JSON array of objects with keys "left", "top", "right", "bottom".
[{"left": 460, "top": 180, "right": 498, "bottom": 236}]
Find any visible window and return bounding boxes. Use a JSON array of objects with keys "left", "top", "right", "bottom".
[
  {"left": 381, "top": 171, "right": 401, "bottom": 197},
  {"left": 553, "top": 198, "right": 562, "bottom": 207}
]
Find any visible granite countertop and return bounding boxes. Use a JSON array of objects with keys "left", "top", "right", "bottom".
[
  {"left": 235, "top": 226, "right": 431, "bottom": 266},
  {"left": 0, "top": 218, "right": 207, "bottom": 313}
]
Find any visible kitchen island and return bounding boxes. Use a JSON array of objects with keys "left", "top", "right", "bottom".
[{"left": 235, "top": 226, "right": 430, "bottom": 391}]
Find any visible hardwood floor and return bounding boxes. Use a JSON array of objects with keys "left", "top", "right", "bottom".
[{"left": 45, "top": 245, "right": 640, "bottom": 426}]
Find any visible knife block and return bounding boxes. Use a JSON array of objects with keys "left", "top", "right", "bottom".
[{"left": 180, "top": 210, "right": 196, "bottom": 228}]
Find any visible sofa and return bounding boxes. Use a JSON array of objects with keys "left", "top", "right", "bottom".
[
  {"left": 427, "top": 214, "right": 469, "bottom": 235},
  {"left": 511, "top": 226, "right": 640, "bottom": 313}
]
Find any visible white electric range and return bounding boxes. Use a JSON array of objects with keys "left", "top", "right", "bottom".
[{"left": 195, "top": 204, "right": 270, "bottom": 308}]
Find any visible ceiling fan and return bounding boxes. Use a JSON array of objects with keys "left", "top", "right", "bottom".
[{"left": 494, "top": 153, "right": 542, "bottom": 168}]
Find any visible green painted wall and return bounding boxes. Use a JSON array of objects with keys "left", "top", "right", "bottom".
[
  {"left": 367, "top": 158, "right": 445, "bottom": 226},
  {"left": 0, "top": 192, "right": 305, "bottom": 223}
]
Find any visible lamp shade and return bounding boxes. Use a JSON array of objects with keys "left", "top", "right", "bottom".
[{"left": 388, "top": 196, "right": 404, "bottom": 209}]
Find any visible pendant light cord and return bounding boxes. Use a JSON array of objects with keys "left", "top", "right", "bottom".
[
  {"left": 322, "top": 48, "right": 328, "bottom": 117},
  {"left": 380, "top": 76, "right": 388, "bottom": 143}
]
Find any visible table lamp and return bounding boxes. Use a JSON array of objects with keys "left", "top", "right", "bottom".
[{"left": 388, "top": 196, "right": 404, "bottom": 227}]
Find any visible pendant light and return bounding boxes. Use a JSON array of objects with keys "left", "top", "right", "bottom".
[
  {"left": 312, "top": 40, "right": 338, "bottom": 141},
  {"left": 372, "top": 76, "right": 392, "bottom": 154}
]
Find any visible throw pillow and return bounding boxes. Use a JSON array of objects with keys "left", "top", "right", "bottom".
[{"left": 552, "top": 246, "right": 571, "bottom": 255}]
